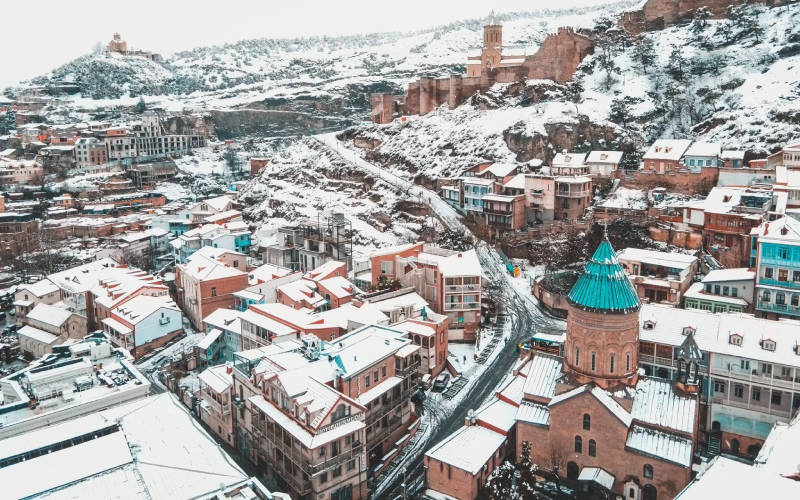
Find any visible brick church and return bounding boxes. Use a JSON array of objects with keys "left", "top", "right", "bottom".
[{"left": 516, "top": 238, "right": 701, "bottom": 500}]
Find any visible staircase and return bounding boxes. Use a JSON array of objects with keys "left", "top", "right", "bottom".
[{"left": 708, "top": 434, "right": 721, "bottom": 456}]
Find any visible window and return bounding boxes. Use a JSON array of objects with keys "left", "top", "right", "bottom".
[
  {"left": 722, "top": 286, "right": 729, "bottom": 296},
  {"left": 381, "top": 365, "right": 386, "bottom": 377},
  {"left": 714, "top": 285, "right": 720, "bottom": 295},
  {"left": 734, "top": 385, "right": 744, "bottom": 398},
  {"left": 365, "top": 375, "right": 370, "bottom": 388},
  {"left": 373, "top": 370, "right": 378, "bottom": 383},
  {"left": 772, "top": 391, "right": 782, "bottom": 406},
  {"left": 588, "top": 439, "right": 596, "bottom": 457},
  {"left": 627, "top": 352, "right": 631, "bottom": 372},
  {"left": 583, "top": 414, "right": 591, "bottom": 431},
  {"left": 731, "top": 287, "right": 738, "bottom": 297},
  {"left": 776, "top": 292, "right": 786, "bottom": 305},
  {"left": 319, "top": 472, "right": 328, "bottom": 483},
  {"left": 575, "top": 347, "right": 580, "bottom": 367},
  {"left": 714, "top": 381, "right": 725, "bottom": 393},
  {"left": 762, "top": 290, "right": 771, "bottom": 302},
  {"left": 705, "top": 284, "right": 712, "bottom": 293},
  {"left": 730, "top": 334, "right": 742, "bottom": 345},
  {"left": 779, "top": 248, "right": 790, "bottom": 260},
  {"left": 332, "top": 465, "right": 342, "bottom": 478},
  {"left": 233, "top": 260, "right": 238, "bottom": 268},
  {"left": 574, "top": 436, "right": 582, "bottom": 453},
  {"left": 763, "top": 340, "right": 776, "bottom": 351},
  {"left": 347, "top": 459, "right": 355, "bottom": 471},
  {"left": 609, "top": 354, "right": 615, "bottom": 374},
  {"left": 794, "top": 271, "right": 800, "bottom": 282},
  {"left": 752, "top": 387, "right": 761, "bottom": 401},
  {"left": 591, "top": 352, "right": 596, "bottom": 371},
  {"left": 644, "top": 464, "right": 654, "bottom": 479},
  {"left": 793, "top": 294, "right": 800, "bottom": 306},
  {"left": 765, "top": 268, "right": 774, "bottom": 279},
  {"left": 211, "top": 287, "right": 217, "bottom": 297}
]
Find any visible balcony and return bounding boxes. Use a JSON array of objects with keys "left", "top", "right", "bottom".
[
  {"left": 366, "top": 412, "right": 408, "bottom": 451},
  {"left": 308, "top": 442, "right": 363, "bottom": 476},
  {"left": 446, "top": 302, "right": 480, "bottom": 311},
  {"left": 444, "top": 284, "right": 480, "bottom": 293},
  {"left": 484, "top": 206, "right": 513, "bottom": 216},
  {"left": 261, "top": 451, "right": 312, "bottom": 495},
  {"left": 639, "top": 354, "right": 676, "bottom": 368},
  {"left": 757, "top": 278, "right": 800, "bottom": 290},
  {"left": 709, "top": 394, "right": 794, "bottom": 419},
  {"left": 396, "top": 361, "right": 421, "bottom": 378},
  {"left": 203, "top": 393, "right": 230, "bottom": 415},
  {"left": 555, "top": 189, "right": 590, "bottom": 198},
  {"left": 756, "top": 301, "right": 800, "bottom": 316},
  {"left": 709, "top": 367, "right": 800, "bottom": 392}
]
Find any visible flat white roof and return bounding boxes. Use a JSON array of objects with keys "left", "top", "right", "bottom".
[{"left": 617, "top": 247, "right": 697, "bottom": 270}]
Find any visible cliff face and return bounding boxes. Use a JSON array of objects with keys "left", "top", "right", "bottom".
[
  {"left": 207, "top": 110, "right": 351, "bottom": 140},
  {"left": 503, "top": 120, "right": 625, "bottom": 164}
]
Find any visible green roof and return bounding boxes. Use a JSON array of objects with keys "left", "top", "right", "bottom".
[{"left": 567, "top": 239, "right": 641, "bottom": 314}]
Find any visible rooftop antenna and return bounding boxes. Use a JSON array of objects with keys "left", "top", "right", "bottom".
[{"left": 603, "top": 220, "right": 609, "bottom": 240}]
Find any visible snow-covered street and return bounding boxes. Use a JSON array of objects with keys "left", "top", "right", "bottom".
[{"left": 314, "top": 132, "right": 566, "bottom": 500}]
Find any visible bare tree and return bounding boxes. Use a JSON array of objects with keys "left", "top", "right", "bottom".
[
  {"left": 548, "top": 444, "right": 569, "bottom": 499},
  {"left": 122, "top": 246, "right": 155, "bottom": 272}
]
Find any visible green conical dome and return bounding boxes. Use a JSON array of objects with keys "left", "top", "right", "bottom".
[{"left": 567, "top": 239, "right": 641, "bottom": 314}]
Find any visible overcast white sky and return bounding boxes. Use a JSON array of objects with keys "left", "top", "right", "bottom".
[{"left": 2, "top": 0, "right": 609, "bottom": 87}]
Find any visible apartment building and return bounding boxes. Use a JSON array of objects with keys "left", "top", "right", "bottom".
[
  {"left": 481, "top": 193, "right": 525, "bottom": 235},
  {"left": 171, "top": 221, "right": 251, "bottom": 263},
  {"left": 584, "top": 151, "right": 622, "bottom": 177},
  {"left": 13, "top": 279, "right": 61, "bottom": 325},
  {"left": 0, "top": 158, "right": 42, "bottom": 184},
  {"left": 74, "top": 137, "right": 107, "bottom": 168},
  {"left": 550, "top": 151, "right": 588, "bottom": 176},
  {"left": 639, "top": 303, "right": 800, "bottom": 457},
  {"left": 264, "top": 214, "right": 352, "bottom": 272},
  {"left": 100, "top": 294, "right": 182, "bottom": 360},
  {"left": 752, "top": 216, "right": 800, "bottom": 321},
  {"left": 188, "top": 195, "right": 235, "bottom": 223},
  {"left": 176, "top": 251, "right": 249, "bottom": 331},
  {"left": 199, "top": 363, "right": 236, "bottom": 446},
  {"left": 370, "top": 243, "right": 483, "bottom": 341},
  {"left": 134, "top": 112, "right": 207, "bottom": 157},
  {"left": 642, "top": 139, "right": 693, "bottom": 173},
  {"left": 462, "top": 178, "right": 495, "bottom": 214},
  {"left": 684, "top": 268, "right": 755, "bottom": 314},
  {"left": 232, "top": 326, "right": 421, "bottom": 499},
  {"left": 617, "top": 247, "right": 699, "bottom": 306}
]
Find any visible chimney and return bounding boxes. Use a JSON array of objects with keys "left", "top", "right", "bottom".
[
  {"left": 781, "top": 226, "right": 789, "bottom": 236},
  {"left": 764, "top": 222, "right": 769, "bottom": 235},
  {"left": 458, "top": 253, "right": 462, "bottom": 258},
  {"left": 226, "top": 365, "right": 233, "bottom": 375}
]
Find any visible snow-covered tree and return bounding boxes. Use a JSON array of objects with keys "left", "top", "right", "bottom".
[
  {"left": 564, "top": 78, "right": 584, "bottom": 115},
  {"left": 632, "top": 36, "right": 657, "bottom": 75},
  {"left": 691, "top": 7, "right": 711, "bottom": 34},
  {"left": 134, "top": 97, "right": 147, "bottom": 114},
  {"left": 666, "top": 44, "right": 687, "bottom": 81},
  {"left": 609, "top": 98, "right": 633, "bottom": 128}
]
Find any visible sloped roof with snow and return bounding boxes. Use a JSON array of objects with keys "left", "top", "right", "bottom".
[
  {"left": 17, "top": 279, "right": 60, "bottom": 298},
  {"left": 425, "top": 425, "right": 506, "bottom": 475},
  {"left": 475, "top": 398, "right": 518, "bottom": 433},
  {"left": 617, "top": 247, "right": 698, "bottom": 270},
  {"left": 522, "top": 353, "right": 562, "bottom": 399},
  {"left": 481, "top": 162, "right": 518, "bottom": 178},
  {"left": 702, "top": 268, "right": 755, "bottom": 283},
  {"left": 497, "top": 375, "right": 526, "bottom": 406},
  {"left": 684, "top": 142, "right": 721, "bottom": 158},
  {"left": 626, "top": 424, "right": 693, "bottom": 467},
  {"left": 516, "top": 401, "right": 550, "bottom": 426},
  {"left": 199, "top": 364, "right": 233, "bottom": 394},
  {"left": 643, "top": 139, "right": 692, "bottom": 161},
  {"left": 586, "top": 151, "right": 623, "bottom": 164},
  {"left": 753, "top": 216, "right": 800, "bottom": 246},
  {"left": 113, "top": 295, "right": 178, "bottom": 325},
  {"left": 631, "top": 378, "right": 696, "bottom": 434},
  {"left": 552, "top": 152, "right": 587, "bottom": 166},
  {"left": 180, "top": 255, "right": 246, "bottom": 281},
  {"left": 26, "top": 303, "right": 73, "bottom": 328}
]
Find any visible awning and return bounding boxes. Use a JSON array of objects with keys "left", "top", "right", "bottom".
[
  {"left": 396, "top": 344, "right": 421, "bottom": 358},
  {"left": 13, "top": 300, "right": 34, "bottom": 307},
  {"left": 578, "top": 467, "right": 615, "bottom": 491},
  {"left": 102, "top": 317, "right": 132, "bottom": 335}
]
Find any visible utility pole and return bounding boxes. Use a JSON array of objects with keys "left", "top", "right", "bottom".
[{"left": 401, "top": 466, "right": 407, "bottom": 500}]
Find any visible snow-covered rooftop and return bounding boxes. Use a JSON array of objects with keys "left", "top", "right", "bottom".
[
  {"left": 617, "top": 247, "right": 697, "bottom": 271},
  {"left": 522, "top": 353, "right": 562, "bottom": 400},
  {"left": 684, "top": 141, "right": 721, "bottom": 158},
  {"left": 0, "top": 394, "right": 251, "bottom": 499},
  {"left": 643, "top": 140, "right": 693, "bottom": 161},
  {"left": 631, "top": 378, "right": 696, "bottom": 435},
  {"left": 586, "top": 150, "right": 623, "bottom": 164},
  {"left": 425, "top": 424, "right": 506, "bottom": 475},
  {"left": 552, "top": 152, "right": 586, "bottom": 166},
  {"left": 26, "top": 303, "right": 73, "bottom": 328},
  {"left": 475, "top": 398, "right": 518, "bottom": 433},
  {"left": 702, "top": 268, "right": 755, "bottom": 283}
]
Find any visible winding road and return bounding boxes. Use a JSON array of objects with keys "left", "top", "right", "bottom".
[{"left": 313, "top": 133, "right": 565, "bottom": 499}]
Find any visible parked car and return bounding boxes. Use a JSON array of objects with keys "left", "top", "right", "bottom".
[{"left": 433, "top": 373, "right": 450, "bottom": 392}]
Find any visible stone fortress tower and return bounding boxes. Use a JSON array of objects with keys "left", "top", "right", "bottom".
[{"left": 564, "top": 236, "right": 642, "bottom": 389}]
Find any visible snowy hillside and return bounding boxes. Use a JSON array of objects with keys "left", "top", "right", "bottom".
[
  {"left": 343, "top": 3, "right": 800, "bottom": 180},
  {"left": 237, "top": 138, "right": 433, "bottom": 258},
  {"left": 26, "top": 3, "right": 634, "bottom": 113}
]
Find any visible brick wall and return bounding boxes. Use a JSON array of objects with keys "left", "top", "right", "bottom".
[
  {"left": 379, "top": 28, "right": 594, "bottom": 120},
  {"left": 618, "top": 167, "right": 718, "bottom": 195},
  {"left": 517, "top": 394, "right": 693, "bottom": 500},
  {"left": 369, "top": 243, "right": 424, "bottom": 285},
  {"left": 620, "top": 0, "right": 777, "bottom": 33},
  {"left": 197, "top": 275, "right": 249, "bottom": 331},
  {"left": 649, "top": 225, "right": 704, "bottom": 250}
]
